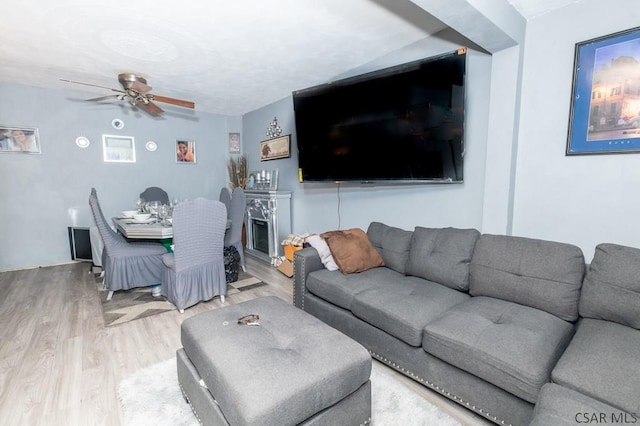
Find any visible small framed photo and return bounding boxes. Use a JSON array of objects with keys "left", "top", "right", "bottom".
[
  {"left": 0, "top": 126, "right": 41, "bottom": 154},
  {"left": 229, "top": 132, "right": 241, "bottom": 154},
  {"left": 102, "top": 134, "right": 135, "bottom": 163},
  {"left": 246, "top": 172, "right": 257, "bottom": 189},
  {"left": 567, "top": 26, "right": 640, "bottom": 155},
  {"left": 260, "top": 135, "right": 290, "bottom": 161},
  {"left": 176, "top": 140, "right": 196, "bottom": 163}
]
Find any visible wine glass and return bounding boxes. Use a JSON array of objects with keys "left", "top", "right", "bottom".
[
  {"left": 158, "top": 204, "right": 169, "bottom": 226},
  {"left": 135, "top": 197, "right": 143, "bottom": 213},
  {"left": 147, "top": 200, "right": 160, "bottom": 216}
]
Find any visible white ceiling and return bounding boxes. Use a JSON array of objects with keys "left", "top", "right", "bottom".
[{"left": 0, "top": 0, "right": 584, "bottom": 116}]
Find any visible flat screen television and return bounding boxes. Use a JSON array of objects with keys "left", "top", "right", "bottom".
[{"left": 293, "top": 49, "right": 466, "bottom": 184}]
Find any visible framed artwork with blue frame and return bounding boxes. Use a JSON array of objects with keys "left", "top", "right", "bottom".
[{"left": 567, "top": 26, "right": 640, "bottom": 155}]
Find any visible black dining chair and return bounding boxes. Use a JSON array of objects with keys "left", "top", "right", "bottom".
[
  {"left": 225, "top": 187, "right": 246, "bottom": 271},
  {"left": 140, "top": 186, "right": 169, "bottom": 205},
  {"left": 89, "top": 188, "right": 166, "bottom": 301},
  {"left": 219, "top": 187, "right": 232, "bottom": 218}
]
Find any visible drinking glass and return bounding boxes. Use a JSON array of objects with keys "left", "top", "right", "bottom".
[
  {"left": 158, "top": 204, "right": 169, "bottom": 225},
  {"left": 147, "top": 200, "right": 160, "bottom": 216}
]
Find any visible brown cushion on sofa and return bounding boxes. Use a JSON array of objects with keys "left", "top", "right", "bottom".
[{"left": 321, "top": 228, "right": 384, "bottom": 274}]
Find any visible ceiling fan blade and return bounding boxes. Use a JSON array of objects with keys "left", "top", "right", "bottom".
[
  {"left": 150, "top": 95, "right": 195, "bottom": 109},
  {"left": 130, "top": 80, "right": 152, "bottom": 94},
  {"left": 137, "top": 100, "right": 164, "bottom": 116},
  {"left": 85, "top": 95, "right": 120, "bottom": 102},
  {"left": 60, "top": 79, "right": 125, "bottom": 94}
]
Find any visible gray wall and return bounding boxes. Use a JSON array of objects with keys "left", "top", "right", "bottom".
[
  {"left": 0, "top": 83, "right": 234, "bottom": 271},
  {"left": 511, "top": 0, "right": 640, "bottom": 261},
  {"left": 5, "top": 0, "right": 640, "bottom": 270},
  {"left": 242, "top": 0, "right": 640, "bottom": 263}
]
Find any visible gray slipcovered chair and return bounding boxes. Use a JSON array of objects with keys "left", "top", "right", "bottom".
[
  {"left": 218, "top": 187, "right": 232, "bottom": 217},
  {"left": 224, "top": 187, "right": 246, "bottom": 271},
  {"left": 88, "top": 188, "right": 166, "bottom": 301},
  {"left": 161, "top": 198, "right": 227, "bottom": 313},
  {"left": 139, "top": 186, "right": 169, "bottom": 205}
]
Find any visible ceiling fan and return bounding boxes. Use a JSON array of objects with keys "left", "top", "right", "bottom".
[{"left": 60, "top": 73, "right": 195, "bottom": 116}]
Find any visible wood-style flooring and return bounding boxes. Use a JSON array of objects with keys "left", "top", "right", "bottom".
[{"left": 0, "top": 254, "right": 491, "bottom": 425}]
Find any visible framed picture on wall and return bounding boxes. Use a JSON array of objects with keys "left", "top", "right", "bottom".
[
  {"left": 0, "top": 126, "right": 41, "bottom": 154},
  {"left": 229, "top": 132, "right": 241, "bottom": 154},
  {"left": 102, "top": 135, "right": 135, "bottom": 163},
  {"left": 260, "top": 135, "right": 290, "bottom": 161},
  {"left": 176, "top": 139, "right": 196, "bottom": 163},
  {"left": 567, "top": 26, "right": 640, "bottom": 155}
]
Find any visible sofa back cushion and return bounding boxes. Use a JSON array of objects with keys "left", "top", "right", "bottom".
[
  {"left": 406, "top": 227, "right": 480, "bottom": 291},
  {"left": 470, "top": 234, "right": 585, "bottom": 321},
  {"left": 579, "top": 243, "right": 640, "bottom": 329},
  {"left": 366, "top": 222, "right": 413, "bottom": 274}
]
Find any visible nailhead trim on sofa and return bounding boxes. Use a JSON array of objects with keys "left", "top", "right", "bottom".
[{"left": 368, "top": 350, "right": 512, "bottom": 426}]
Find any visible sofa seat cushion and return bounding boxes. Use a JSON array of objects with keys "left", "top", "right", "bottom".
[
  {"left": 551, "top": 318, "right": 640, "bottom": 414},
  {"left": 306, "top": 267, "right": 402, "bottom": 311},
  {"left": 351, "top": 276, "right": 470, "bottom": 347},
  {"left": 423, "top": 296, "right": 574, "bottom": 403},
  {"left": 530, "top": 383, "right": 634, "bottom": 426}
]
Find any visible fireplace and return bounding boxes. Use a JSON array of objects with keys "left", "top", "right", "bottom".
[
  {"left": 245, "top": 190, "right": 291, "bottom": 264},
  {"left": 250, "top": 219, "right": 269, "bottom": 255}
]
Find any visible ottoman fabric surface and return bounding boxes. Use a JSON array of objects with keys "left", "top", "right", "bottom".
[{"left": 180, "top": 296, "right": 371, "bottom": 426}]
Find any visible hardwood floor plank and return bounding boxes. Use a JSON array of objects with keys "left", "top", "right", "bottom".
[{"left": 0, "top": 255, "right": 490, "bottom": 425}]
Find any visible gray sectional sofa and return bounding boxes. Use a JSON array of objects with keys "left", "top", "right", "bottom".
[{"left": 292, "top": 222, "right": 640, "bottom": 425}]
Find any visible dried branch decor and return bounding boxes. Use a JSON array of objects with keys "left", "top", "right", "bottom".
[{"left": 227, "top": 155, "right": 247, "bottom": 189}]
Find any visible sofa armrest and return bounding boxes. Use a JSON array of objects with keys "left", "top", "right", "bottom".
[{"left": 293, "top": 247, "right": 324, "bottom": 309}]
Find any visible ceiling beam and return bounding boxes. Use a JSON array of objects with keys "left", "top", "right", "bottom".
[{"left": 410, "top": 0, "right": 526, "bottom": 52}]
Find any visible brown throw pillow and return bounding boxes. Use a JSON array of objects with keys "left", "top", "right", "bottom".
[{"left": 321, "top": 228, "right": 384, "bottom": 274}]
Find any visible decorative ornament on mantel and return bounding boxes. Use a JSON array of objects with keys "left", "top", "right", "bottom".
[{"left": 266, "top": 117, "right": 282, "bottom": 139}]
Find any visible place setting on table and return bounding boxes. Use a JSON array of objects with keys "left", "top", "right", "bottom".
[{"left": 113, "top": 200, "right": 174, "bottom": 239}]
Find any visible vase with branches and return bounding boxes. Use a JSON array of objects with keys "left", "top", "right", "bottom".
[{"left": 227, "top": 155, "right": 247, "bottom": 189}]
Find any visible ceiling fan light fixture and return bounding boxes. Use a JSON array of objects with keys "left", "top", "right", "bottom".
[
  {"left": 118, "top": 73, "right": 147, "bottom": 90},
  {"left": 62, "top": 73, "right": 195, "bottom": 116}
]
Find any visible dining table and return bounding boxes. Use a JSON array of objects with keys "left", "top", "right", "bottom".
[
  {"left": 112, "top": 217, "right": 232, "bottom": 240},
  {"left": 112, "top": 217, "right": 174, "bottom": 239}
]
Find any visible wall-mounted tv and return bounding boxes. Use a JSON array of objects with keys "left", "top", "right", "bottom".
[{"left": 293, "top": 49, "right": 466, "bottom": 184}]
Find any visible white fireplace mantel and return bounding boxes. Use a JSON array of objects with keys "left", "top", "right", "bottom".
[{"left": 244, "top": 190, "right": 291, "bottom": 264}]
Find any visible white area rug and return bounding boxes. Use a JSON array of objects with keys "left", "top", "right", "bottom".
[{"left": 118, "top": 357, "right": 461, "bottom": 426}]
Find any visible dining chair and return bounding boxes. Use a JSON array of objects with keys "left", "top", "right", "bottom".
[
  {"left": 88, "top": 188, "right": 166, "bottom": 301},
  {"left": 161, "top": 198, "right": 227, "bottom": 313},
  {"left": 219, "top": 187, "right": 232, "bottom": 217},
  {"left": 139, "top": 186, "right": 169, "bottom": 205},
  {"left": 225, "top": 187, "right": 246, "bottom": 271}
]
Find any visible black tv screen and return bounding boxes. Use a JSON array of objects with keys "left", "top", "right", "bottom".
[{"left": 293, "top": 50, "right": 466, "bottom": 184}]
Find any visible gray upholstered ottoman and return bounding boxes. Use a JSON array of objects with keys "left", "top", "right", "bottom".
[{"left": 177, "top": 296, "right": 372, "bottom": 425}]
